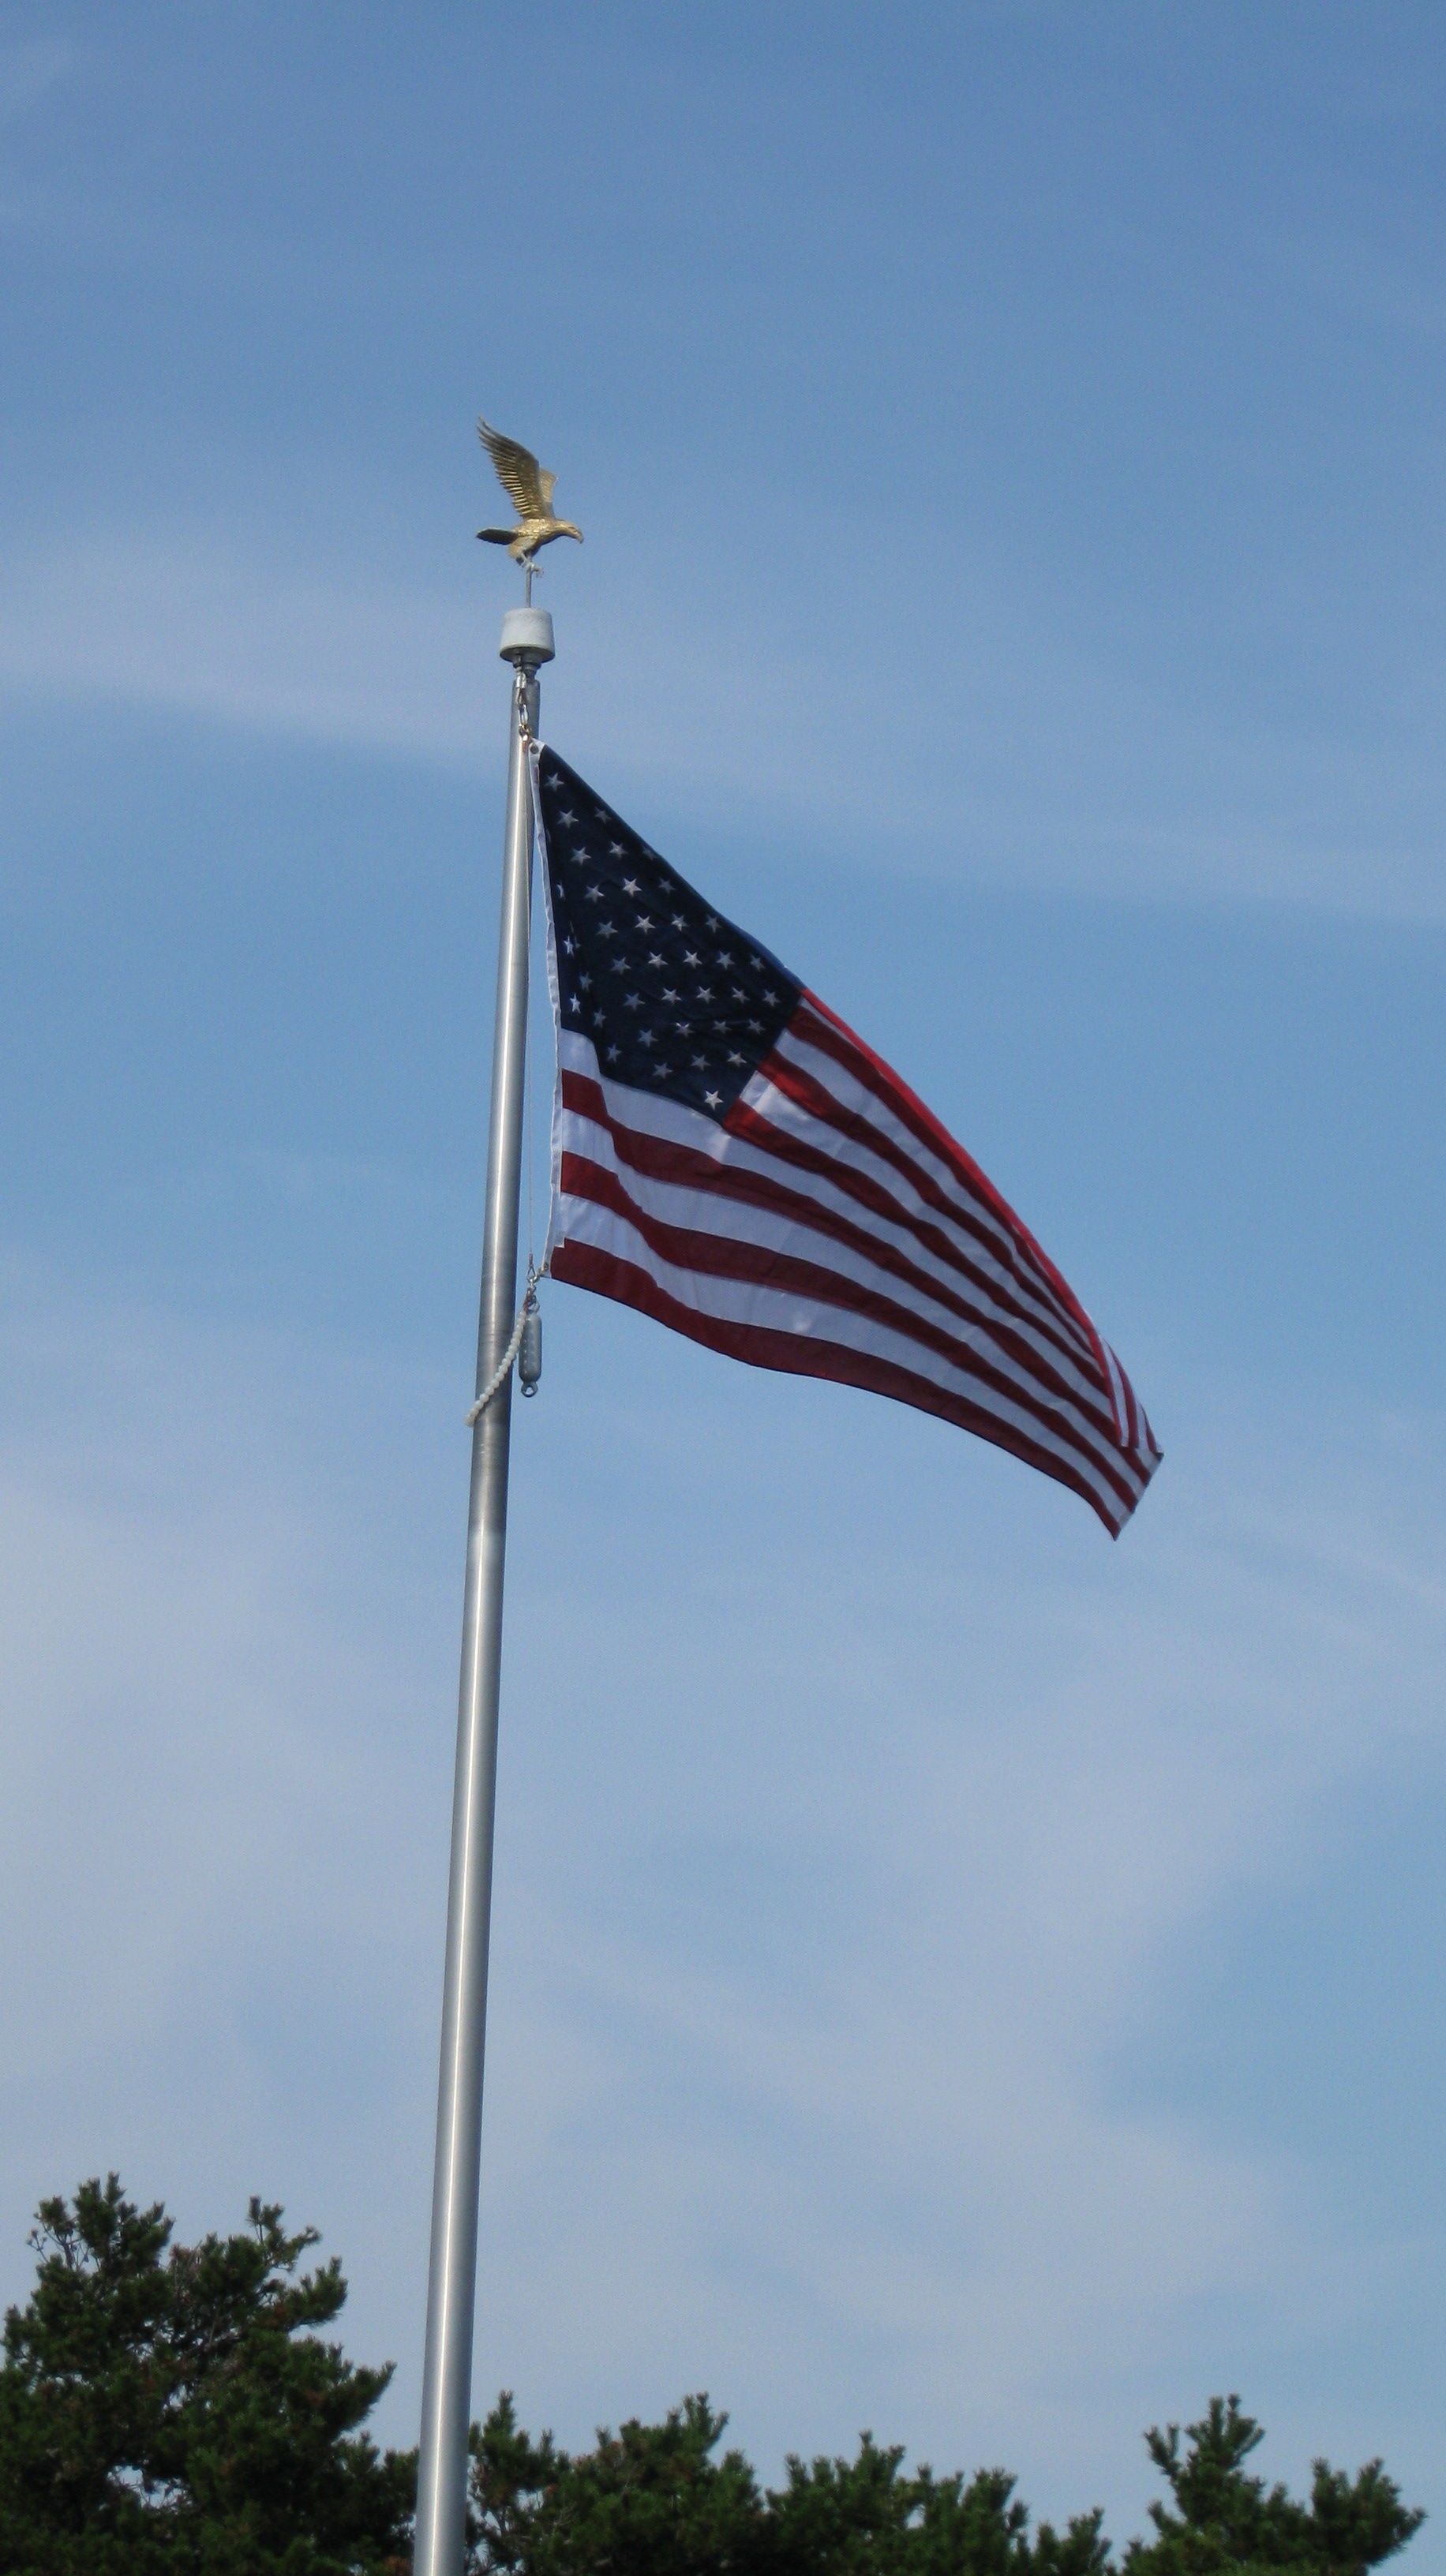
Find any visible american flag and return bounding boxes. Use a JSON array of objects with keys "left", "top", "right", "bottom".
[{"left": 533, "top": 746, "right": 1160, "bottom": 1536}]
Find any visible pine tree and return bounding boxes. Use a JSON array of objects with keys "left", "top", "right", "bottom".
[
  {"left": 0, "top": 2180, "right": 1425, "bottom": 2576},
  {"left": 0, "top": 2175, "right": 414, "bottom": 2574},
  {"left": 1120, "top": 2396, "right": 1423, "bottom": 2576},
  {"left": 465, "top": 2392, "right": 1422, "bottom": 2576},
  {"left": 469, "top": 2395, "right": 1112, "bottom": 2575}
]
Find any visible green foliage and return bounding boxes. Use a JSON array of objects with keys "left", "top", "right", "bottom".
[
  {"left": 762, "top": 2434, "right": 1111, "bottom": 2576},
  {"left": 468, "top": 2390, "right": 762, "bottom": 2576},
  {"left": 467, "top": 2392, "right": 1422, "bottom": 2576},
  {"left": 470, "top": 2395, "right": 1114, "bottom": 2576},
  {"left": 0, "top": 2175, "right": 414, "bottom": 2574},
  {"left": 1120, "top": 2396, "right": 1424, "bottom": 2576},
  {"left": 0, "top": 2181, "right": 1425, "bottom": 2576}
]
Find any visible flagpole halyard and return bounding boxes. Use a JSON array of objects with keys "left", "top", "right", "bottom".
[{"left": 414, "top": 601, "right": 553, "bottom": 2576}]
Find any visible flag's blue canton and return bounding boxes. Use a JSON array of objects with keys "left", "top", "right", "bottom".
[{"left": 538, "top": 749, "right": 803, "bottom": 1125}]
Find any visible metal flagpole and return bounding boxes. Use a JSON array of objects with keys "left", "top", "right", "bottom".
[{"left": 414, "top": 598, "right": 555, "bottom": 2576}]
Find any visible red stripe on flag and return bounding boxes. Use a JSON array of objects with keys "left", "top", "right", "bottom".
[
  {"left": 558, "top": 1149, "right": 1138, "bottom": 1512},
  {"left": 794, "top": 992, "right": 1125, "bottom": 1412},
  {"left": 725, "top": 1086, "right": 1094, "bottom": 1381},
  {"left": 559, "top": 1073, "right": 1117, "bottom": 1436},
  {"left": 750, "top": 1039, "right": 1088, "bottom": 1357},
  {"left": 549, "top": 1236, "right": 1137, "bottom": 1535}
]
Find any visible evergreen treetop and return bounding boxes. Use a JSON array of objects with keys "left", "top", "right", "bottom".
[
  {"left": 0, "top": 2174, "right": 413, "bottom": 2573},
  {"left": 0, "top": 2179, "right": 1425, "bottom": 2576}
]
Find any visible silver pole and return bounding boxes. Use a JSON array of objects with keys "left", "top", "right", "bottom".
[{"left": 414, "top": 605, "right": 554, "bottom": 2576}]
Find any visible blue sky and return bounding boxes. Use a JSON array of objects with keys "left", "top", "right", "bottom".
[{"left": 2, "top": 0, "right": 1444, "bottom": 2555}]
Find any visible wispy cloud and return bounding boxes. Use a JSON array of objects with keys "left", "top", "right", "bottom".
[
  {"left": 0, "top": 529, "right": 487, "bottom": 765},
  {"left": 0, "top": 38, "right": 77, "bottom": 123},
  {"left": 3, "top": 515, "right": 1444, "bottom": 925}
]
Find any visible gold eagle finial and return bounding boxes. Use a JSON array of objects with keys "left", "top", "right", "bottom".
[{"left": 476, "top": 420, "right": 583, "bottom": 571}]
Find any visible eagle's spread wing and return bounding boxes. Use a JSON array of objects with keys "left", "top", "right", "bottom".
[{"left": 478, "top": 418, "right": 552, "bottom": 522}]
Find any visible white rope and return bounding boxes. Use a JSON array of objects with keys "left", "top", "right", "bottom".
[{"left": 464, "top": 1301, "right": 529, "bottom": 1427}]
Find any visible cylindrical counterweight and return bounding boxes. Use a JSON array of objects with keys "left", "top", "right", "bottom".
[{"left": 518, "top": 1301, "right": 541, "bottom": 1394}]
